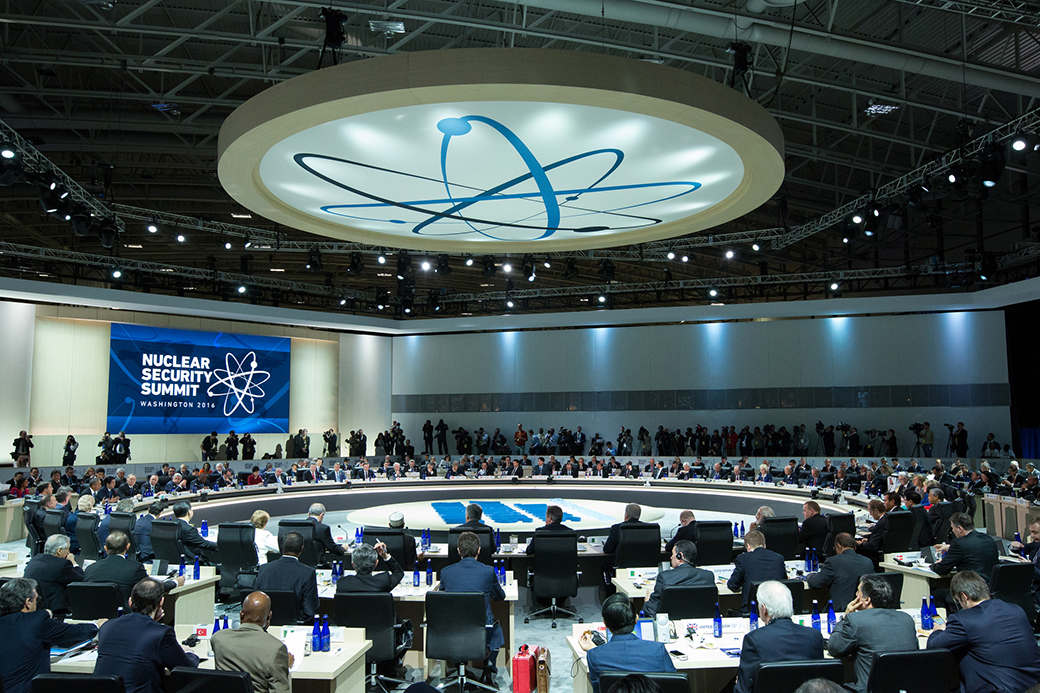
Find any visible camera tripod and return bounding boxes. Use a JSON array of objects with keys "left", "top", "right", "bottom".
[{"left": 911, "top": 438, "right": 922, "bottom": 457}]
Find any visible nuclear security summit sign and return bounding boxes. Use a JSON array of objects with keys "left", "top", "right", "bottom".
[{"left": 107, "top": 323, "right": 291, "bottom": 435}]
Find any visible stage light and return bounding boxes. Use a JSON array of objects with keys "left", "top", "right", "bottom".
[
  {"left": 481, "top": 256, "right": 497, "bottom": 278},
  {"left": 69, "top": 207, "right": 92, "bottom": 237},
  {"left": 0, "top": 141, "right": 16, "bottom": 159},
  {"left": 980, "top": 145, "right": 1006, "bottom": 188},
  {"left": 377, "top": 254, "right": 386, "bottom": 264},
  {"left": 843, "top": 237, "right": 850, "bottom": 244},
  {"left": 851, "top": 213, "right": 863, "bottom": 225},
  {"left": 348, "top": 252, "right": 364, "bottom": 274},
  {"left": 237, "top": 285, "right": 247, "bottom": 294},
  {"left": 502, "top": 262, "right": 512, "bottom": 273},
  {"left": 597, "top": 259, "right": 615, "bottom": 281},
  {"left": 680, "top": 254, "right": 689, "bottom": 263},
  {"left": 522, "top": 254, "right": 535, "bottom": 282},
  {"left": 664, "top": 268, "right": 673, "bottom": 282},
  {"left": 506, "top": 299, "right": 514, "bottom": 308},
  {"left": 98, "top": 218, "right": 118, "bottom": 249},
  {"left": 830, "top": 282, "right": 839, "bottom": 291},
  {"left": 979, "top": 256, "right": 996, "bottom": 281},
  {"left": 435, "top": 255, "right": 451, "bottom": 275},
  {"left": 598, "top": 295, "right": 606, "bottom": 303},
  {"left": 147, "top": 220, "right": 160, "bottom": 233},
  {"left": 307, "top": 246, "right": 323, "bottom": 271},
  {"left": 1013, "top": 135, "right": 1028, "bottom": 152},
  {"left": 709, "top": 288, "right": 718, "bottom": 297},
  {"left": 751, "top": 243, "right": 760, "bottom": 251},
  {"left": 427, "top": 290, "right": 441, "bottom": 312},
  {"left": 224, "top": 241, "right": 232, "bottom": 250},
  {"left": 667, "top": 251, "right": 675, "bottom": 260},
  {"left": 396, "top": 253, "right": 410, "bottom": 280},
  {"left": 244, "top": 235, "right": 253, "bottom": 248},
  {"left": 543, "top": 257, "right": 551, "bottom": 269},
  {"left": 176, "top": 234, "right": 186, "bottom": 243},
  {"left": 948, "top": 172, "right": 957, "bottom": 184},
  {"left": 725, "top": 249, "right": 734, "bottom": 259},
  {"left": 339, "top": 298, "right": 347, "bottom": 306},
  {"left": 421, "top": 259, "right": 431, "bottom": 271},
  {"left": 464, "top": 256, "right": 474, "bottom": 267},
  {"left": 111, "top": 268, "right": 122, "bottom": 279},
  {"left": 562, "top": 258, "right": 579, "bottom": 280}
]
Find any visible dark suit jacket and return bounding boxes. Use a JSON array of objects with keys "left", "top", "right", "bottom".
[
  {"left": 135, "top": 513, "right": 155, "bottom": 560},
  {"left": 644, "top": 562, "right": 714, "bottom": 618},
  {"left": 117, "top": 482, "right": 140, "bottom": 499},
  {"left": 727, "top": 548, "right": 787, "bottom": 610},
  {"left": 309, "top": 517, "right": 346, "bottom": 557},
  {"left": 509, "top": 465, "right": 524, "bottom": 477},
  {"left": 439, "top": 556, "right": 505, "bottom": 651},
  {"left": 257, "top": 556, "right": 319, "bottom": 621},
  {"left": 909, "top": 505, "right": 936, "bottom": 547},
  {"left": 928, "top": 598, "right": 1040, "bottom": 693},
  {"left": 798, "top": 514, "right": 829, "bottom": 557},
  {"left": 827, "top": 608, "right": 919, "bottom": 693},
  {"left": 525, "top": 522, "right": 574, "bottom": 556},
  {"left": 84, "top": 553, "right": 151, "bottom": 603},
  {"left": 860, "top": 513, "right": 890, "bottom": 554},
  {"left": 585, "top": 632, "right": 676, "bottom": 693},
  {"left": 735, "top": 618, "right": 824, "bottom": 693},
  {"left": 23, "top": 552, "right": 84, "bottom": 613},
  {"left": 603, "top": 519, "right": 651, "bottom": 555},
  {"left": 932, "top": 530, "right": 999, "bottom": 583},
  {"left": 177, "top": 518, "right": 217, "bottom": 556},
  {"left": 0, "top": 610, "right": 97, "bottom": 693},
  {"left": 95, "top": 611, "right": 199, "bottom": 693},
  {"left": 806, "top": 549, "right": 875, "bottom": 611},
  {"left": 454, "top": 520, "right": 491, "bottom": 533},
  {"left": 337, "top": 555, "right": 403, "bottom": 593},
  {"left": 665, "top": 522, "right": 698, "bottom": 553}
]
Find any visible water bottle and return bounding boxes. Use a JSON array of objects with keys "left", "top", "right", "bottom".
[
  {"left": 495, "top": 528, "right": 502, "bottom": 551},
  {"left": 200, "top": 519, "right": 208, "bottom": 537},
  {"left": 359, "top": 527, "right": 364, "bottom": 542},
  {"left": 354, "top": 528, "right": 360, "bottom": 546},
  {"left": 193, "top": 556, "right": 200, "bottom": 581},
  {"left": 499, "top": 561, "right": 507, "bottom": 585},
  {"left": 929, "top": 594, "right": 938, "bottom": 617},
  {"left": 213, "top": 616, "right": 221, "bottom": 634},
  {"left": 311, "top": 616, "right": 321, "bottom": 653},
  {"left": 921, "top": 597, "right": 933, "bottom": 630},
  {"left": 740, "top": 521, "right": 745, "bottom": 538},
  {"left": 804, "top": 550, "right": 812, "bottom": 572},
  {"left": 713, "top": 603, "right": 723, "bottom": 638},
  {"left": 413, "top": 568, "right": 420, "bottom": 587},
  {"left": 811, "top": 600, "right": 821, "bottom": 631},
  {"left": 426, "top": 559, "right": 433, "bottom": 586},
  {"left": 827, "top": 600, "right": 836, "bottom": 634},
  {"left": 749, "top": 602, "right": 758, "bottom": 630},
  {"left": 733, "top": 522, "right": 739, "bottom": 538},
  {"left": 321, "top": 615, "right": 331, "bottom": 651},
  {"left": 331, "top": 562, "right": 339, "bottom": 585},
  {"left": 178, "top": 554, "right": 186, "bottom": 577},
  {"left": 223, "top": 614, "right": 229, "bottom": 630},
  {"left": 811, "top": 548, "right": 819, "bottom": 572}
]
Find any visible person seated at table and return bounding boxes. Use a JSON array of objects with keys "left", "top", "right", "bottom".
[
  {"left": 170, "top": 501, "right": 218, "bottom": 558},
  {"left": 931, "top": 512, "right": 999, "bottom": 613},
  {"left": 526, "top": 505, "right": 573, "bottom": 557},
  {"left": 780, "top": 464, "right": 799, "bottom": 485},
  {"left": 305, "top": 503, "right": 346, "bottom": 559},
  {"left": 385, "top": 511, "right": 422, "bottom": 570},
  {"left": 755, "top": 464, "right": 773, "bottom": 484},
  {"left": 734, "top": 580, "right": 824, "bottom": 693},
  {"left": 903, "top": 490, "right": 935, "bottom": 547},
  {"left": 579, "top": 594, "right": 675, "bottom": 693},
  {"left": 603, "top": 503, "right": 652, "bottom": 556},
  {"left": 643, "top": 539, "right": 713, "bottom": 618},
  {"left": 798, "top": 501, "right": 829, "bottom": 558},
  {"left": 247, "top": 466, "right": 265, "bottom": 485},
  {"left": 164, "top": 473, "right": 188, "bottom": 494},
  {"left": 134, "top": 501, "right": 162, "bottom": 562},
  {"left": 250, "top": 510, "right": 281, "bottom": 565},
  {"left": 256, "top": 532, "right": 319, "bottom": 622},
  {"left": 748, "top": 505, "right": 774, "bottom": 532},
  {"left": 727, "top": 530, "right": 786, "bottom": 613},
  {"left": 116, "top": 474, "right": 140, "bottom": 499},
  {"left": 420, "top": 461, "right": 438, "bottom": 479},
  {"left": 806, "top": 533, "right": 874, "bottom": 611},
  {"left": 927, "top": 571, "right": 1040, "bottom": 693},
  {"left": 97, "top": 498, "right": 135, "bottom": 545},
  {"left": 337, "top": 541, "right": 403, "bottom": 593},
  {"left": 804, "top": 467, "right": 825, "bottom": 487},
  {"left": 665, "top": 510, "right": 698, "bottom": 553},
  {"left": 22, "top": 534, "right": 83, "bottom": 617},
  {"left": 826, "top": 574, "right": 918, "bottom": 693},
  {"left": 85, "top": 531, "right": 182, "bottom": 602},
  {"left": 65, "top": 494, "right": 95, "bottom": 553},
  {"left": 213, "top": 591, "right": 292, "bottom": 693},
  {"left": 1010, "top": 518, "right": 1040, "bottom": 607},
  {"left": 855, "top": 499, "right": 888, "bottom": 563}
]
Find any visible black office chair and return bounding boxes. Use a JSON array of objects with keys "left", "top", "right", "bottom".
[
  {"left": 881, "top": 511, "right": 914, "bottom": 554},
  {"left": 694, "top": 521, "right": 734, "bottom": 566},
  {"left": 424, "top": 591, "right": 495, "bottom": 692},
  {"left": 908, "top": 505, "right": 928, "bottom": 548},
  {"left": 150, "top": 519, "right": 187, "bottom": 565},
  {"left": 75, "top": 513, "right": 104, "bottom": 562},
  {"left": 108, "top": 512, "right": 138, "bottom": 558},
  {"left": 934, "top": 502, "right": 956, "bottom": 543},
  {"left": 752, "top": 660, "right": 845, "bottom": 693},
  {"left": 525, "top": 531, "right": 582, "bottom": 628},
  {"left": 751, "top": 579, "right": 806, "bottom": 614},
  {"left": 597, "top": 672, "right": 689, "bottom": 693},
  {"left": 277, "top": 519, "right": 324, "bottom": 567},
  {"left": 42, "top": 509, "right": 66, "bottom": 538},
  {"left": 168, "top": 667, "right": 253, "bottom": 693},
  {"left": 332, "top": 593, "right": 409, "bottom": 692},
  {"left": 32, "top": 674, "right": 125, "bottom": 693},
  {"left": 823, "top": 513, "right": 856, "bottom": 560},
  {"left": 656, "top": 585, "right": 719, "bottom": 619},
  {"left": 264, "top": 589, "right": 306, "bottom": 626},
  {"left": 24, "top": 499, "right": 43, "bottom": 555},
  {"left": 866, "top": 649, "right": 959, "bottom": 693},
  {"left": 363, "top": 529, "right": 409, "bottom": 569},
  {"left": 990, "top": 562, "right": 1036, "bottom": 624},
  {"left": 216, "top": 522, "right": 259, "bottom": 601},
  {"left": 448, "top": 527, "right": 494, "bottom": 567},
  {"left": 760, "top": 517, "right": 800, "bottom": 560},
  {"left": 873, "top": 572, "right": 904, "bottom": 607},
  {"left": 614, "top": 524, "right": 662, "bottom": 569},
  {"left": 67, "top": 582, "right": 123, "bottom": 619}
]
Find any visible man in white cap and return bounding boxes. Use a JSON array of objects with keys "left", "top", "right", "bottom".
[{"left": 388, "top": 511, "right": 423, "bottom": 570}]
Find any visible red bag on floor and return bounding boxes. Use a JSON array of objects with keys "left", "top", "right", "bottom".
[{"left": 512, "top": 644, "right": 539, "bottom": 693}]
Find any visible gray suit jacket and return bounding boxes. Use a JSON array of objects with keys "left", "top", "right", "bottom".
[
  {"left": 212, "top": 622, "right": 291, "bottom": 693},
  {"left": 805, "top": 550, "right": 875, "bottom": 611},
  {"left": 644, "top": 562, "right": 715, "bottom": 618},
  {"left": 827, "top": 608, "right": 919, "bottom": 693}
]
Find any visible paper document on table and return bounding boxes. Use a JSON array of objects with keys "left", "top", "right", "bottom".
[
  {"left": 284, "top": 633, "right": 306, "bottom": 672},
  {"left": 61, "top": 650, "right": 99, "bottom": 664}
]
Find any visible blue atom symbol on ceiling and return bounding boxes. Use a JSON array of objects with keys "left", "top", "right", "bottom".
[{"left": 292, "top": 114, "right": 702, "bottom": 241}]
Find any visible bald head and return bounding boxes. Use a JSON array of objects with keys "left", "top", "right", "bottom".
[{"left": 240, "top": 591, "right": 272, "bottom": 628}]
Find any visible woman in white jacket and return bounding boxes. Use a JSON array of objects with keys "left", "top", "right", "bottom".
[{"left": 251, "top": 509, "right": 281, "bottom": 564}]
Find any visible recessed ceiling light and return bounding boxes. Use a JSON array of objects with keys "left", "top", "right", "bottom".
[
  {"left": 502, "top": 263, "right": 512, "bottom": 273},
  {"left": 231, "top": 213, "right": 252, "bottom": 219},
  {"left": 126, "top": 244, "right": 143, "bottom": 249},
  {"left": 269, "top": 268, "right": 285, "bottom": 272}
]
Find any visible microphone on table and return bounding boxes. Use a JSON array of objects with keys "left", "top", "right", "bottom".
[{"left": 337, "top": 525, "right": 353, "bottom": 547}]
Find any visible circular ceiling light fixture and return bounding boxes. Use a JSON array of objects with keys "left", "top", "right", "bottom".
[{"left": 219, "top": 49, "right": 784, "bottom": 253}]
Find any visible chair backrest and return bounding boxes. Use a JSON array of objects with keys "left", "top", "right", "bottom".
[
  {"left": 615, "top": 524, "right": 662, "bottom": 569},
  {"left": 908, "top": 506, "right": 926, "bottom": 548},
  {"left": 149, "top": 519, "right": 187, "bottom": 565},
  {"left": 866, "top": 649, "right": 960, "bottom": 693},
  {"left": 447, "top": 527, "right": 494, "bottom": 566},
  {"left": 108, "top": 512, "right": 138, "bottom": 558},
  {"left": 990, "top": 562, "right": 1037, "bottom": 623},
  {"left": 881, "top": 511, "right": 914, "bottom": 554},
  {"left": 277, "top": 520, "right": 323, "bottom": 567},
  {"left": 32, "top": 674, "right": 125, "bottom": 693},
  {"left": 760, "top": 517, "right": 800, "bottom": 560},
  {"left": 934, "top": 503, "right": 956, "bottom": 543},
  {"left": 823, "top": 513, "right": 856, "bottom": 559},
  {"left": 332, "top": 592, "right": 398, "bottom": 663},
  {"left": 75, "top": 513, "right": 103, "bottom": 561},
  {"left": 217, "top": 523, "right": 259, "bottom": 574},
  {"left": 425, "top": 591, "right": 490, "bottom": 663},
  {"left": 530, "top": 531, "right": 579, "bottom": 600},
  {"left": 657, "top": 585, "right": 720, "bottom": 619},
  {"left": 24, "top": 499, "right": 43, "bottom": 554},
  {"left": 751, "top": 579, "right": 806, "bottom": 614},
  {"left": 43, "top": 509, "right": 66, "bottom": 538},
  {"left": 167, "top": 667, "right": 253, "bottom": 693},
  {"left": 694, "top": 521, "right": 735, "bottom": 566},
  {"left": 264, "top": 589, "right": 304, "bottom": 626},
  {"left": 597, "top": 672, "right": 689, "bottom": 693},
  {"left": 873, "top": 572, "right": 904, "bottom": 607},
  {"left": 67, "top": 582, "right": 123, "bottom": 620},
  {"left": 363, "top": 529, "right": 406, "bottom": 567},
  {"left": 752, "top": 660, "right": 845, "bottom": 693}
]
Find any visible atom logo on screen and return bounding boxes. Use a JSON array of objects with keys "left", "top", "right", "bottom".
[
  {"left": 206, "top": 352, "right": 272, "bottom": 417},
  {"left": 258, "top": 101, "right": 744, "bottom": 245}
]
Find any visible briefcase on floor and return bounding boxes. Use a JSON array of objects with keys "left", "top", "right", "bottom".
[
  {"left": 536, "top": 646, "right": 550, "bottom": 693},
  {"left": 512, "top": 645, "right": 537, "bottom": 693}
]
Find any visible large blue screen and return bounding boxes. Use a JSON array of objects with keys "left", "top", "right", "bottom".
[{"left": 107, "top": 323, "right": 291, "bottom": 435}]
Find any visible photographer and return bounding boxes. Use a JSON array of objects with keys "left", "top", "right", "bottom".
[
  {"left": 323, "top": 429, "right": 338, "bottom": 457},
  {"left": 793, "top": 425, "right": 809, "bottom": 456},
  {"left": 822, "top": 424, "right": 836, "bottom": 456},
  {"left": 96, "top": 432, "right": 113, "bottom": 465},
  {"left": 884, "top": 429, "right": 898, "bottom": 457},
  {"left": 11, "top": 430, "right": 32, "bottom": 467},
  {"left": 847, "top": 426, "right": 861, "bottom": 456},
  {"left": 917, "top": 422, "right": 934, "bottom": 457},
  {"left": 241, "top": 433, "right": 256, "bottom": 460}
]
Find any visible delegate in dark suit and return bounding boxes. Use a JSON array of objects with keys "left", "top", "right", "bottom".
[
  {"left": 454, "top": 520, "right": 490, "bottom": 533},
  {"left": 22, "top": 552, "right": 84, "bottom": 614},
  {"left": 95, "top": 611, "right": 199, "bottom": 693},
  {"left": 798, "top": 514, "right": 829, "bottom": 557},
  {"left": 927, "top": 597, "right": 1040, "bottom": 693},
  {"left": 735, "top": 617, "right": 824, "bottom": 693},
  {"left": 586, "top": 633, "right": 676, "bottom": 693},
  {"left": 256, "top": 556, "right": 319, "bottom": 621},
  {"left": 827, "top": 608, "right": 918, "bottom": 693},
  {"left": 0, "top": 610, "right": 98, "bottom": 693},
  {"left": 308, "top": 516, "right": 346, "bottom": 557},
  {"left": 177, "top": 518, "right": 217, "bottom": 557},
  {"left": 664, "top": 522, "right": 698, "bottom": 554},
  {"left": 84, "top": 554, "right": 178, "bottom": 603},
  {"left": 439, "top": 556, "right": 505, "bottom": 651},
  {"left": 806, "top": 550, "right": 874, "bottom": 611},
  {"left": 336, "top": 555, "right": 404, "bottom": 593},
  {"left": 727, "top": 547, "right": 787, "bottom": 611},
  {"left": 909, "top": 505, "right": 935, "bottom": 547},
  {"left": 603, "top": 519, "right": 651, "bottom": 555},
  {"left": 135, "top": 513, "right": 155, "bottom": 560},
  {"left": 525, "top": 521, "right": 574, "bottom": 556},
  {"left": 643, "top": 562, "right": 714, "bottom": 618},
  {"left": 932, "top": 530, "right": 999, "bottom": 583}
]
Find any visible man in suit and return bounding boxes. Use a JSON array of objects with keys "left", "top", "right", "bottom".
[
  {"left": 97, "top": 498, "right": 135, "bottom": 546},
  {"left": 526, "top": 505, "right": 573, "bottom": 556},
  {"left": 65, "top": 494, "right": 95, "bottom": 553},
  {"left": 170, "top": 501, "right": 217, "bottom": 558},
  {"left": 856, "top": 499, "right": 889, "bottom": 564},
  {"left": 1010, "top": 517, "right": 1040, "bottom": 607},
  {"left": 932, "top": 512, "right": 999, "bottom": 583},
  {"left": 256, "top": 531, "right": 318, "bottom": 622},
  {"left": 0, "top": 577, "right": 101, "bottom": 693},
  {"left": 603, "top": 503, "right": 651, "bottom": 555},
  {"left": 927, "top": 571, "right": 1040, "bottom": 693},
  {"left": 213, "top": 591, "right": 292, "bottom": 693},
  {"left": 85, "top": 531, "right": 182, "bottom": 603},
  {"left": 134, "top": 502, "right": 162, "bottom": 562},
  {"left": 22, "top": 534, "right": 83, "bottom": 616},
  {"left": 454, "top": 503, "right": 490, "bottom": 533},
  {"left": 904, "top": 490, "right": 935, "bottom": 547},
  {"left": 827, "top": 574, "right": 919, "bottom": 693},
  {"left": 580, "top": 594, "right": 675, "bottom": 693},
  {"left": 31, "top": 492, "right": 57, "bottom": 538},
  {"left": 806, "top": 533, "right": 874, "bottom": 611},
  {"left": 509, "top": 458, "right": 524, "bottom": 477},
  {"left": 665, "top": 510, "right": 697, "bottom": 553},
  {"left": 439, "top": 531, "right": 505, "bottom": 686},
  {"left": 734, "top": 581, "right": 824, "bottom": 693},
  {"left": 337, "top": 541, "right": 403, "bottom": 593},
  {"left": 727, "top": 530, "right": 787, "bottom": 612},
  {"left": 798, "top": 501, "right": 829, "bottom": 558},
  {"left": 306, "top": 503, "right": 346, "bottom": 559},
  {"left": 95, "top": 578, "right": 199, "bottom": 693},
  {"left": 643, "top": 540, "right": 714, "bottom": 618},
  {"left": 117, "top": 474, "right": 140, "bottom": 499},
  {"left": 141, "top": 474, "right": 163, "bottom": 496}
]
